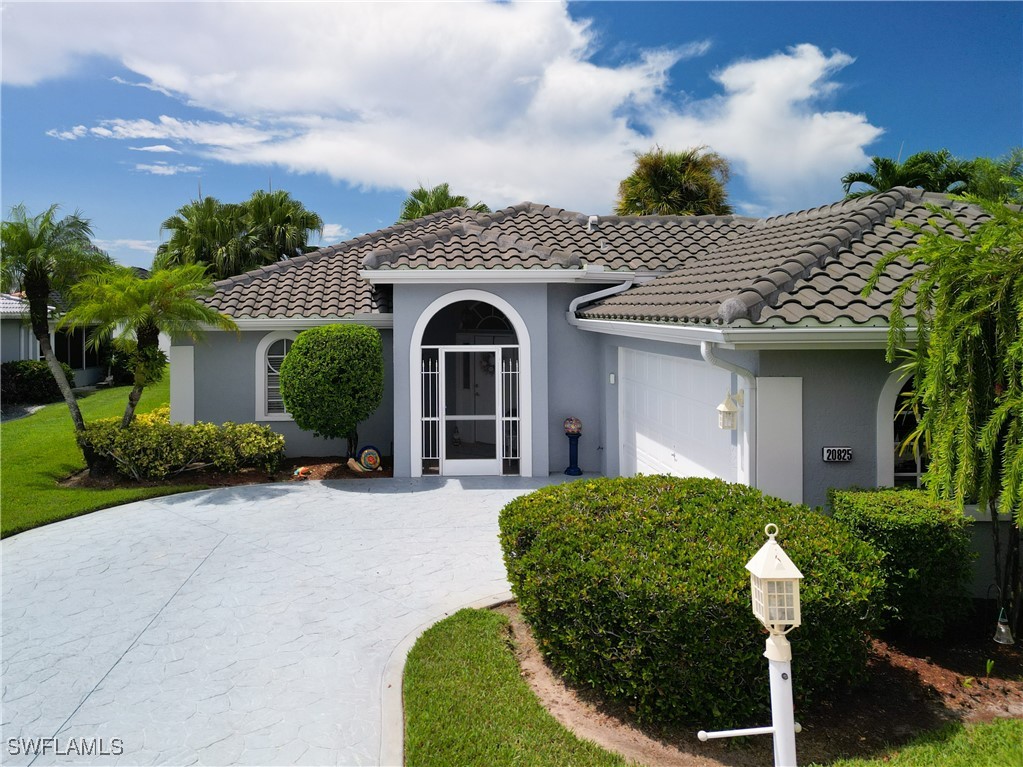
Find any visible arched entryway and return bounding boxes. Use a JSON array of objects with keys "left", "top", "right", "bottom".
[
  {"left": 876, "top": 371, "right": 928, "bottom": 487},
  {"left": 409, "top": 291, "right": 532, "bottom": 477}
]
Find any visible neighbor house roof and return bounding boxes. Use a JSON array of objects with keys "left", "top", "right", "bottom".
[
  {"left": 205, "top": 187, "right": 990, "bottom": 326},
  {"left": 0, "top": 294, "right": 32, "bottom": 317}
]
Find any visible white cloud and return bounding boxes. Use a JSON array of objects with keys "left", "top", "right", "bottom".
[
  {"left": 320, "top": 224, "right": 351, "bottom": 244},
  {"left": 134, "top": 162, "right": 202, "bottom": 176},
  {"left": 110, "top": 75, "right": 172, "bottom": 97},
  {"left": 128, "top": 145, "right": 180, "bottom": 154},
  {"left": 45, "top": 125, "right": 88, "bottom": 141},
  {"left": 12, "top": 2, "right": 883, "bottom": 214},
  {"left": 92, "top": 238, "right": 159, "bottom": 254}
]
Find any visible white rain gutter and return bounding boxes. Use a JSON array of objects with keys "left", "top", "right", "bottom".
[
  {"left": 566, "top": 279, "right": 635, "bottom": 325},
  {"left": 701, "top": 340, "right": 757, "bottom": 489}
]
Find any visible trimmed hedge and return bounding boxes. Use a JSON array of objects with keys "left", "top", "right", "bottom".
[
  {"left": 1, "top": 360, "right": 76, "bottom": 404},
  {"left": 79, "top": 408, "right": 285, "bottom": 480},
  {"left": 829, "top": 488, "right": 973, "bottom": 640},
  {"left": 499, "top": 476, "right": 883, "bottom": 728}
]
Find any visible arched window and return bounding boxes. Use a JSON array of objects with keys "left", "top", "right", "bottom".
[
  {"left": 893, "top": 379, "right": 928, "bottom": 488},
  {"left": 255, "top": 331, "right": 298, "bottom": 420}
]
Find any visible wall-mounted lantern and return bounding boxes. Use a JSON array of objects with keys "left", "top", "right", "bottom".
[
  {"left": 717, "top": 391, "right": 742, "bottom": 430},
  {"left": 698, "top": 524, "right": 803, "bottom": 767}
]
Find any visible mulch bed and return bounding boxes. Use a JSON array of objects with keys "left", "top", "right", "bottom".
[{"left": 60, "top": 455, "right": 392, "bottom": 489}]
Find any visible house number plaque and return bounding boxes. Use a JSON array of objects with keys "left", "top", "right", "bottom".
[{"left": 822, "top": 447, "right": 853, "bottom": 462}]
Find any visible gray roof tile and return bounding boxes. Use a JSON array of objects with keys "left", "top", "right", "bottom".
[{"left": 205, "top": 187, "right": 990, "bottom": 326}]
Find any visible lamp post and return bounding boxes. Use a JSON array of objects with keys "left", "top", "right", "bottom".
[
  {"left": 563, "top": 417, "right": 582, "bottom": 476},
  {"left": 698, "top": 523, "right": 804, "bottom": 767}
]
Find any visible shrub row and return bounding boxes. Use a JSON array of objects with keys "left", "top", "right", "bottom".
[
  {"left": 829, "top": 488, "right": 973, "bottom": 640},
  {"left": 499, "top": 476, "right": 883, "bottom": 728},
  {"left": 1, "top": 360, "right": 75, "bottom": 404},
  {"left": 79, "top": 408, "right": 285, "bottom": 480}
]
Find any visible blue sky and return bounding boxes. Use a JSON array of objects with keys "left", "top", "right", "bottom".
[{"left": 2, "top": 1, "right": 1020, "bottom": 269}]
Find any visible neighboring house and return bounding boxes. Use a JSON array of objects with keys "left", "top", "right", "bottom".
[
  {"left": 170, "top": 187, "right": 988, "bottom": 508},
  {"left": 0, "top": 293, "right": 106, "bottom": 386}
]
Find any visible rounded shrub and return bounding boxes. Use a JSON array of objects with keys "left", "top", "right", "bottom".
[
  {"left": 278, "top": 324, "right": 384, "bottom": 457},
  {"left": 499, "top": 476, "right": 884, "bottom": 728},
  {"left": 829, "top": 488, "right": 974, "bottom": 640}
]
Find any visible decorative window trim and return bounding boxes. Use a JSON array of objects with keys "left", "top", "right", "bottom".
[
  {"left": 875, "top": 368, "right": 912, "bottom": 487},
  {"left": 255, "top": 330, "right": 299, "bottom": 421}
]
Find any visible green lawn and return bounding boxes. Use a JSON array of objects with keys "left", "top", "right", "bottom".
[
  {"left": 813, "top": 718, "right": 1023, "bottom": 767},
  {"left": 1, "top": 378, "right": 206, "bottom": 537},
  {"left": 405, "top": 609, "right": 1023, "bottom": 767},
  {"left": 404, "top": 608, "right": 628, "bottom": 767}
]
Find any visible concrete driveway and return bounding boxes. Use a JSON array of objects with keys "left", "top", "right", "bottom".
[{"left": 1, "top": 477, "right": 565, "bottom": 766}]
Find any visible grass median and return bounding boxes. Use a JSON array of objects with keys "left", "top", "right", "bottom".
[{"left": 1, "top": 378, "right": 206, "bottom": 537}]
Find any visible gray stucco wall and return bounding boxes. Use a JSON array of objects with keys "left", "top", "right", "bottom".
[
  {"left": 546, "top": 285, "right": 606, "bottom": 474},
  {"left": 390, "top": 283, "right": 551, "bottom": 477},
  {"left": 1, "top": 319, "right": 27, "bottom": 363},
  {"left": 186, "top": 328, "right": 394, "bottom": 458},
  {"left": 759, "top": 349, "right": 896, "bottom": 509}
]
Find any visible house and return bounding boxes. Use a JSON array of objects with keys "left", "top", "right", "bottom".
[
  {"left": 0, "top": 293, "right": 106, "bottom": 386},
  {"left": 169, "top": 187, "right": 988, "bottom": 508}
]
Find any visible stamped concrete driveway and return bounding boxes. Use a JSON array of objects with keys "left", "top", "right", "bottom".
[{"left": 1, "top": 477, "right": 566, "bottom": 766}]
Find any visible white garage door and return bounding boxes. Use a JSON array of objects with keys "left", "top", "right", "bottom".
[{"left": 619, "top": 348, "right": 737, "bottom": 481}]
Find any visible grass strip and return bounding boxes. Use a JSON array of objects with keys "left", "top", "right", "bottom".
[
  {"left": 404, "top": 608, "right": 628, "bottom": 767},
  {"left": 1, "top": 378, "right": 206, "bottom": 537},
  {"left": 813, "top": 718, "right": 1023, "bottom": 767}
]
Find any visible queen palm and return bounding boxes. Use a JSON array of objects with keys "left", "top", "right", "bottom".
[
  {"left": 154, "top": 196, "right": 248, "bottom": 280},
  {"left": 1, "top": 204, "right": 110, "bottom": 433},
  {"left": 842, "top": 150, "right": 974, "bottom": 198},
  {"left": 60, "top": 264, "right": 237, "bottom": 428},
  {"left": 243, "top": 189, "right": 324, "bottom": 265},
  {"left": 615, "top": 146, "right": 732, "bottom": 216},
  {"left": 399, "top": 183, "right": 490, "bottom": 222}
]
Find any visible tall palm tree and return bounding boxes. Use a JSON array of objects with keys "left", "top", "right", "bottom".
[
  {"left": 60, "top": 264, "right": 237, "bottom": 427},
  {"left": 842, "top": 149, "right": 974, "bottom": 198},
  {"left": 243, "top": 189, "right": 324, "bottom": 265},
  {"left": 398, "top": 183, "right": 490, "bottom": 222},
  {"left": 614, "top": 146, "right": 732, "bottom": 216},
  {"left": 1, "top": 204, "right": 110, "bottom": 433},
  {"left": 965, "top": 148, "right": 1023, "bottom": 203},
  {"left": 154, "top": 196, "right": 248, "bottom": 280}
]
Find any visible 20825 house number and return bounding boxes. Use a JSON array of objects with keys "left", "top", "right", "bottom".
[{"left": 822, "top": 447, "right": 853, "bottom": 462}]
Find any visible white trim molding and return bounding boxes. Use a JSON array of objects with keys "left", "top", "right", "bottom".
[
  {"left": 876, "top": 368, "right": 912, "bottom": 487},
  {"left": 169, "top": 346, "right": 195, "bottom": 425},
  {"left": 362, "top": 267, "right": 639, "bottom": 285},
  {"left": 255, "top": 330, "right": 299, "bottom": 422},
  {"left": 215, "top": 314, "right": 394, "bottom": 331},
  {"left": 408, "top": 290, "right": 533, "bottom": 478}
]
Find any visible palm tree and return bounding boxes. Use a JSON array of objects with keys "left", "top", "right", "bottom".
[
  {"left": 965, "top": 148, "right": 1023, "bottom": 203},
  {"left": 243, "top": 189, "right": 324, "bottom": 265},
  {"left": 842, "top": 150, "right": 974, "bottom": 198},
  {"left": 398, "top": 183, "right": 490, "bottom": 222},
  {"left": 1, "top": 204, "right": 110, "bottom": 433},
  {"left": 154, "top": 196, "right": 248, "bottom": 280},
  {"left": 60, "top": 264, "right": 237, "bottom": 427},
  {"left": 614, "top": 146, "right": 732, "bottom": 216}
]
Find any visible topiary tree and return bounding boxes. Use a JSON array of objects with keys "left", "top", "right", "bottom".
[{"left": 278, "top": 324, "right": 384, "bottom": 458}]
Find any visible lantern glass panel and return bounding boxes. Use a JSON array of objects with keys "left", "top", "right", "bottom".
[
  {"left": 751, "top": 576, "right": 765, "bottom": 623},
  {"left": 767, "top": 580, "right": 796, "bottom": 623}
]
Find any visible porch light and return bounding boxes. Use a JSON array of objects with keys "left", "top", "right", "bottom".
[
  {"left": 717, "top": 391, "right": 740, "bottom": 430},
  {"left": 994, "top": 607, "right": 1015, "bottom": 645},
  {"left": 747, "top": 523, "right": 803, "bottom": 636},
  {"left": 698, "top": 523, "right": 803, "bottom": 767}
]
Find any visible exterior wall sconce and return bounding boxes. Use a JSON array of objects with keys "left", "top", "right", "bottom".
[
  {"left": 717, "top": 390, "right": 743, "bottom": 430},
  {"left": 994, "top": 607, "right": 1015, "bottom": 645},
  {"left": 698, "top": 523, "right": 804, "bottom": 767}
]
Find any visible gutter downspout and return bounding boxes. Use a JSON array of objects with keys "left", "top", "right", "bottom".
[
  {"left": 566, "top": 279, "right": 634, "bottom": 325},
  {"left": 701, "top": 341, "right": 757, "bottom": 489}
]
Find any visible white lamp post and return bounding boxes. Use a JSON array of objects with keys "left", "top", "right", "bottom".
[{"left": 698, "top": 523, "right": 804, "bottom": 767}]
